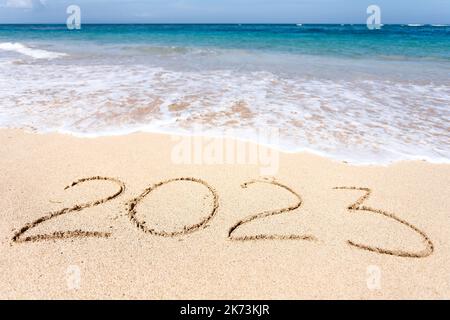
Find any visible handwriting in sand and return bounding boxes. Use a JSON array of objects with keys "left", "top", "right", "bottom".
[{"left": 12, "top": 176, "right": 434, "bottom": 259}]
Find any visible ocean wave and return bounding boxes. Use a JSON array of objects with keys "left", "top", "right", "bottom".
[
  {"left": 0, "top": 42, "right": 67, "bottom": 59},
  {"left": 0, "top": 62, "right": 448, "bottom": 165},
  {"left": 407, "top": 24, "right": 425, "bottom": 27},
  {"left": 120, "top": 45, "right": 217, "bottom": 57}
]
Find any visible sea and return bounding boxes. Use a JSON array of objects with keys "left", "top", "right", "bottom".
[{"left": 0, "top": 24, "right": 449, "bottom": 164}]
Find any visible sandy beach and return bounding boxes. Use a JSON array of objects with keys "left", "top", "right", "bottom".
[{"left": 1, "top": 128, "right": 449, "bottom": 299}]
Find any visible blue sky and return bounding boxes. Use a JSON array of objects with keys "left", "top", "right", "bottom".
[{"left": 0, "top": 0, "right": 449, "bottom": 24}]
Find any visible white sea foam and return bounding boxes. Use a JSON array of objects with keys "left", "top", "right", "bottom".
[
  {"left": 0, "top": 60, "right": 449, "bottom": 165},
  {"left": 407, "top": 24, "right": 425, "bottom": 27},
  {"left": 0, "top": 42, "right": 67, "bottom": 59}
]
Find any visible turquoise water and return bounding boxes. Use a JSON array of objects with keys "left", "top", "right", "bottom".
[
  {"left": 0, "top": 24, "right": 449, "bottom": 163},
  {"left": 1, "top": 24, "right": 450, "bottom": 60}
]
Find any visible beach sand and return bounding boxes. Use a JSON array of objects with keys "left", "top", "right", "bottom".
[{"left": 0, "top": 128, "right": 449, "bottom": 299}]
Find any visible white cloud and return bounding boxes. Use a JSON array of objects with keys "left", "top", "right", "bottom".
[
  {"left": 5, "top": 0, "right": 33, "bottom": 8},
  {"left": 4, "top": 0, "right": 46, "bottom": 9}
]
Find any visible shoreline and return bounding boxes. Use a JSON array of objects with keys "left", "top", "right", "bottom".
[
  {"left": 1, "top": 128, "right": 449, "bottom": 299},
  {"left": 5, "top": 127, "right": 450, "bottom": 167}
]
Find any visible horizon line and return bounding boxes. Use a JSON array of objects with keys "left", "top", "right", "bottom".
[{"left": 0, "top": 22, "right": 446, "bottom": 25}]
